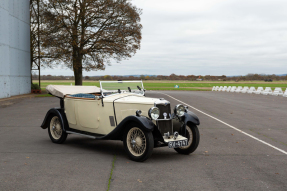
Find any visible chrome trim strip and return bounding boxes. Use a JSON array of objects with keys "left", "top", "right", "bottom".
[
  {"left": 155, "top": 118, "right": 172, "bottom": 121},
  {"left": 66, "top": 131, "right": 96, "bottom": 139},
  {"left": 154, "top": 99, "right": 170, "bottom": 106}
]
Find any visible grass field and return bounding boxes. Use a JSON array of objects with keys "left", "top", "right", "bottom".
[{"left": 33, "top": 80, "right": 287, "bottom": 91}]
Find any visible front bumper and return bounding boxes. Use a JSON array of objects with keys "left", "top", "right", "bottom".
[{"left": 163, "top": 135, "right": 187, "bottom": 143}]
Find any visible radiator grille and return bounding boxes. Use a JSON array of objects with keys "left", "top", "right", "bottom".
[
  {"left": 156, "top": 104, "right": 173, "bottom": 136},
  {"left": 156, "top": 104, "right": 171, "bottom": 119}
]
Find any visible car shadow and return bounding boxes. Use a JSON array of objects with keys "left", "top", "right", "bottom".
[
  {"left": 64, "top": 136, "right": 125, "bottom": 156},
  {"left": 60, "top": 136, "right": 196, "bottom": 162}
]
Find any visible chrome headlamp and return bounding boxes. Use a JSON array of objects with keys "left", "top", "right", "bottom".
[
  {"left": 148, "top": 107, "right": 160, "bottom": 120},
  {"left": 174, "top": 104, "right": 186, "bottom": 117},
  {"left": 135, "top": 110, "right": 142, "bottom": 117}
]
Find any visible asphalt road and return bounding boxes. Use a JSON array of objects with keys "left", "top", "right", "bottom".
[{"left": 0, "top": 91, "right": 287, "bottom": 191}]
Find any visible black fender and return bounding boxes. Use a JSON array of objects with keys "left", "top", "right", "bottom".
[
  {"left": 41, "top": 108, "right": 69, "bottom": 131},
  {"left": 184, "top": 111, "right": 200, "bottom": 126},
  {"left": 172, "top": 111, "right": 200, "bottom": 136},
  {"left": 103, "top": 115, "right": 155, "bottom": 140}
]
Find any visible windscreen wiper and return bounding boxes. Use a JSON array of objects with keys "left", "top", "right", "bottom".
[
  {"left": 128, "top": 87, "right": 131, "bottom": 92},
  {"left": 137, "top": 86, "right": 141, "bottom": 90},
  {"left": 118, "top": 89, "right": 121, "bottom": 93}
]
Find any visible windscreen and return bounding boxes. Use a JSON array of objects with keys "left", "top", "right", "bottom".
[{"left": 100, "top": 81, "right": 144, "bottom": 97}]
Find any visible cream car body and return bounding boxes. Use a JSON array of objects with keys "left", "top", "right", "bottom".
[
  {"left": 65, "top": 93, "right": 157, "bottom": 135},
  {"left": 41, "top": 81, "right": 200, "bottom": 162}
]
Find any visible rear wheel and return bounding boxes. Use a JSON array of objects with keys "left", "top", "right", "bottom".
[
  {"left": 48, "top": 115, "right": 67, "bottom": 144},
  {"left": 123, "top": 123, "right": 154, "bottom": 162},
  {"left": 174, "top": 124, "right": 200, "bottom": 155}
]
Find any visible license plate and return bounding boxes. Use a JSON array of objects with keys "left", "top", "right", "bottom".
[{"left": 168, "top": 139, "right": 188, "bottom": 148}]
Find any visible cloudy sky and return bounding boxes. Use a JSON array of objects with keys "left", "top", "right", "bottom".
[{"left": 42, "top": 0, "right": 287, "bottom": 76}]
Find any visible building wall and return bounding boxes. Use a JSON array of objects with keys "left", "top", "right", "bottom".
[{"left": 0, "top": 0, "right": 30, "bottom": 98}]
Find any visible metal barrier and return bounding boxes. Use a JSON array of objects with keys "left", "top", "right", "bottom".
[
  {"left": 247, "top": 87, "right": 256, "bottom": 94},
  {"left": 272, "top": 87, "right": 284, "bottom": 96},
  {"left": 241, "top": 86, "right": 249, "bottom": 93},
  {"left": 230, "top": 86, "right": 237, "bottom": 93},
  {"left": 218, "top": 86, "right": 224, "bottom": 91},
  {"left": 222, "top": 86, "right": 228, "bottom": 92},
  {"left": 226, "top": 86, "right": 232, "bottom": 92},
  {"left": 235, "top": 86, "right": 243, "bottom": 93},
  {"left": 262, "top": 87, "right": 272, "bottom": 95}
]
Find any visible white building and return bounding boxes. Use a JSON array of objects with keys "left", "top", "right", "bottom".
[{"left": 0, "top": 0, "right": 30, "bottom": 98}]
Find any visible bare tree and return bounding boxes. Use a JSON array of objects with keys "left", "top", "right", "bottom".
[
  {"left": 30, "top": 0, "right": 42, "bottom": 85},
  {"left": 41, "top": 0, "right": 142, "bottom": 85}
]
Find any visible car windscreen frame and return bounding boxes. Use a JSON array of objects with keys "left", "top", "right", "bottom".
[{"left": 100, "top": 80, "right": 145, "bottom": 97}]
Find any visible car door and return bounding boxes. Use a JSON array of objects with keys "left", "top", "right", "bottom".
[{"left": 75, "top": 99, "right": 101, "bottom": 133}]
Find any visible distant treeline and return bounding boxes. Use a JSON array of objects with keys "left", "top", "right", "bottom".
[{"left": 32, "top": 73, "right": 287, "bottom": 81}]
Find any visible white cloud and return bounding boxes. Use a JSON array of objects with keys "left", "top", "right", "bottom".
[{"left": 42, "top": 0, "right": 287, "bottom": 76}]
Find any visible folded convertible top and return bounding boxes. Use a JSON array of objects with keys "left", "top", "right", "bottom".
[{"left": 46, "top": 85, "right": 101, "bottom": 98}]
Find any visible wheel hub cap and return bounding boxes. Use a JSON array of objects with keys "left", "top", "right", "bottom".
[
  {"left": 50, "top": 116, "right": 62, "bottom": 140},
  {"left": 135, "top": 137, "right": 142, "bottom": 146},
  {"left": 127, "top": 127, "right": 147, "bottom": 157},
  {"left": 131, "top": 139, "right": 136, "bottom": 147}
]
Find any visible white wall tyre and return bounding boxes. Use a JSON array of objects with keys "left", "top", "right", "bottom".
[
  {"left": 48, "top": 115, "right": 67, "bottom": 144},
  {"left": 123, "top": 123, "right": 154, "bottom": 162},
  {"left": 174, "top": 124, "right": 200, "bottom": 155}
]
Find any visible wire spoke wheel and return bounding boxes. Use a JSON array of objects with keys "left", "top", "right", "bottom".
[
  {"left": 174, "top": 124, "right": 200, "bottom": 155},
  {"left": 123, "top": 123, "right": 154, "bottom": 162},
  {"left": 179, "top": 125, "right": 193, "bottom": 149},
  {"left": 49, "top": 116, "right": 63, "bottom": 140},
  {"left": 127, "top": 127, "right": 147, "bottom": 157}
]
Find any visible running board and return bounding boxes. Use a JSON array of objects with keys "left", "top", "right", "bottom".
[{"left": 66, "top": 131, "right": 97, "bottom": 139}]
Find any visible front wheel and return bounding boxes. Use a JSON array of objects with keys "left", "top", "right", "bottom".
[
  {"left": 48, "top": 115, "right": 67, "bottom": 144},
  {"left": 174, "top": 124, "right": 200, "bottom": 155},
  {"left": 123, "top": 123, "right": 154, "bottom": 162}
]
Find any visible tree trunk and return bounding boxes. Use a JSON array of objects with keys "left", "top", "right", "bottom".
[{"left": 73, "top": 55, "right": 83, "bottom": 85}]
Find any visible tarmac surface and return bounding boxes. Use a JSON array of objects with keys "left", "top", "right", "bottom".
[{"left": 0, "top": 91, "right": 287, "bottom": 190}]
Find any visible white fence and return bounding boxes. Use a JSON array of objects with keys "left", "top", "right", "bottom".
[
  {"left": 230, "top": 86, "right": 237, "bottom": 92},
  {"left": 235, "top": 86, "right": 243, "bottom": 93},
  {"left": 262, "top": 87, "right": 272, "bottom": 95},
  {"left": 272, "top": 88, "right": 283, "bottom": 96},
  {"left": 212, "top": 86, "right": 287, "bottom": 97},
  {"left": 247, "top": 87, "right": 256, "bottom": 94},
  {"left": 241, "top": 86, "right": 249, "bottom": 93}
]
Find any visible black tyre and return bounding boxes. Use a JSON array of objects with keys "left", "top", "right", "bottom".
[
  {"left": 48, "top": 114, "right": 67, "bottom": 144},
  {"left": 123, "top": 123, "right": 154, "bottom": 162},
  {"left": 174, "top": 124, "right": 200, "bottom": 155}
]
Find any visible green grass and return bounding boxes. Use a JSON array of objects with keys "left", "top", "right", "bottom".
[
  {"left": 107, "top": 155, "right": 116, "bottom": 191},
  {"left": 143, "top": 82, "right": 287, "bottom": 88},
  {"left": 33, "top": 80, "right": 287, "bottom": 91},
  {"left": 35, "top": 94, "right": 53, "bottom": 97},
  {"left": 148, "top": 87, "right": 210, "bottom": 91},
  {"left": 39, "top": 81, "right": 100, "bottom": 87}
]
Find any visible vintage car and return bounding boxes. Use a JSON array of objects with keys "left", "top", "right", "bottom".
[{"left": 41, "top": 81, "right": 200, "bottom": 162}]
